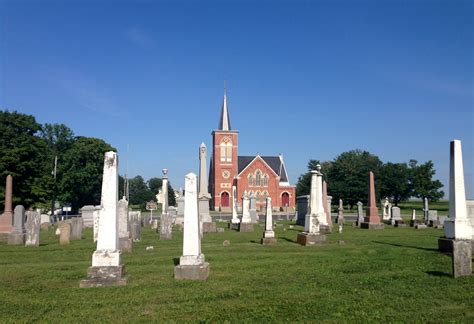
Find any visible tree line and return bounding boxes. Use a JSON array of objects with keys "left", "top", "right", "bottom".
[
  {"left": 0, "top": 111, "right": 175, "bottom": 212},
  {"left": 296, "top": 150, "right": 444, "bottom": 208}
]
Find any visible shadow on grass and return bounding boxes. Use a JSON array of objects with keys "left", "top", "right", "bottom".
[
  {"left": 280, "top": 237, "right": 298, "bottom": 244},
  {"left": 372, "top": 241, "right": 439, "bottom": 252},
  {"left": 173, "top": 258, "right": 179, "bottom": 266},
  {"left": 426, "top": 270, "right": 451, "bottom": 278}
]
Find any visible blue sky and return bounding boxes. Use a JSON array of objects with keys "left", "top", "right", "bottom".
[{"left": 1, "top": 0, "right": 473, "bottom": 198}]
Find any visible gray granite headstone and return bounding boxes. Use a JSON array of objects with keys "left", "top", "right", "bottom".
[
  {"left": 8, "top": 205, "right": 26, "bottom": 245},
  {"left": 25, "top": 211, "right": 40, "bottom": 247},
  {"left": 249, "top": 193, "right": 258, "bottom": 223},
  {"left": 390, "top": 206, "right": 402, "bottom": 225},
  {"left": 296, "top": 195, "right": 309, "bottom": 226},
  {"left": 69, "top": 217, "right": 83, "bottom": 240},
  {"left": 160, "top": 213, "right": 173, "bottom": 240},
  {"left": 452, "top": 240, "right": 472, "bottom": 278}
]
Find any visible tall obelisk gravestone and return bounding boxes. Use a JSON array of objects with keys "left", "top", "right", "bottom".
[
  {"left": 261, "top": 197, "right": 277, "bottom": 245},
  {"left": 297, "top": 165, "right": 326, "bottom": 245},
  {"left": 438, "top": 140, "right": 472, "bottom": 277},
  {"left": 198, "top": 143, "right": 216, "bottom": 233},
  {"left": 361, "top": 171, "right": 384, "bottom": 230},
  {"left": 0, "top": 175, "right": 13, "bottom": 241},
  {"left": 239, "top": 191, "right": 254, "bottom": 232},
  {"left": 174, "top": 173, "right": 210, "bottom": 280},
  {"left": 80, "top": 151, "right": 127, "bottom": 287}
]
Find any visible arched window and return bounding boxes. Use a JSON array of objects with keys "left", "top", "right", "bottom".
[
  {"left": 220, "top": 139, "right": 232, "bottom": 162},
  {"left": 248, "top": 174, "right": 254, "bottom": 186},
  {"left": 263, "top": 191, "right": 269, "bottom": 199},
  {"left": 256, "top": 170, "right": 261, "bottom": 186},
  {"left": 220, "top": 142, "right": 226, "bottom": 162},
  {"left": 263, "top": 174, "right": 268, "bottom": 187},
  {"left": 256, "top": 191, "right": 261, "bottom": 201},
  {"left": 226, "top": 142, "right": 232, "bottom": 162}
]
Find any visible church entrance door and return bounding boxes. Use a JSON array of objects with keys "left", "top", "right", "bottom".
[{"left": 221, "top": 192, "right": 230, "bottom": 207}]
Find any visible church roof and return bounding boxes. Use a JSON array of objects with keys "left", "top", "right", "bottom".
[
  {"left": 218, "top": 90, "right": 231, "bottom": 131},
  {"left": 238, "top": 155, "right": 289, "bottom": 183}
]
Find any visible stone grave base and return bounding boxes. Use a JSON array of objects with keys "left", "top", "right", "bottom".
[
  {"left": 228, "top": 222, "right": 240, "bottom": 230},
  {"left": 410, "top": 220, "right": 423, "bottom": 227},
  {"left": 415, "top": 224, "right": 427, "bottom": 229},
  {"left": 395, "top": 221, "right": 406, "bottom": 228},
  {"left": 203, "top": 222, "right": 217, "bottom": 233},
  {"left": 452, "top": 240, "right": 472, "bottom": 278},
  {"left": 8, "top": 232, "right": 25, "bottom": 245},
  {"left": 239, "top": 223, "right": 254, "bottom": 232},
  {"left": 119, "top": 237, "right": 133, "bottom": 252},
  {"left": 80, "top": 265, "right": 127, "bottom": 288},
  {"left": 429, "top": 220, "right": 440, "bottom": 227},
  {"left": 320, "top": 225, "right": 332, "bottom": 234},
  {"left": 434, "top": 224, "right": 444, "bottom": 229},
  {"left": 297, "top": 232, "right": 326, "bottom": 246},
  {"left": 438, "top": 237, "right": 474, "bottom": 253},
  {"left": 261, "top": 237, "right": 277, "bottom": 245},
  {"left": 174, "top": 262, "right": 209, "bottom": 280},
  {"left": 160, "top": 233, "right": 172, "bottom": 240},
  {"left": 0, "top": 232, "right": 10, "bottom": 242},
  {"left": 360, "top": 222, "right": 384, "bottom": 230}
]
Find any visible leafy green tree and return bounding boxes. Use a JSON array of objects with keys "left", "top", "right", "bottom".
[
  {"left": 129, "top": 175, "right": 154, "bottom": 205},
  {"left": 56, "top": 136, "right": 115, "bottom": 211},
  {"left": 379, "top": 162, "right": 411, "bottom": 205},
  {"left": 296, "top": 160, "right": 332, "bottom": 197},
  {"left": 0, "top": 111, "right": 50, "bottom": 208},
  {"left": 408, "top": 160, "right": 444, "bottom": 201},
  {"left": 327, "top": 150, "right": 383, "bottom": 207}
]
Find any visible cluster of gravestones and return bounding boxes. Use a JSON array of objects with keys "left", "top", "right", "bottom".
[{"left": 0, "top": 140, "right": 472, "bottom": 285}]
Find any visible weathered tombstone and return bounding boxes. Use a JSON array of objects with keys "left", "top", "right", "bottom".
[
  {"left": 322, "top": 181, "right": 332, "bottom": 227},
  {"left": 25, "top": 211, "right": 40, "bottom": 247},
  {"left": 439, "top": 140, "right": 473, "bottom": 253},
  {"left": 198, "top": 143, "right": 216, "bottom": 233},
  {"left": 118, "top": 197, "right": 132, "bottom": 252},
  {"left": 0, "top": 175, "right": 13, "bottom": 241},
  {"left": 390, "top": 206, "right": 402, "bottom": 226},
  {"left": 356, "top": 201, "right": 364, "bottom": 227},
  {"left": 337, "top": 199, "right": 344, "bottom": 232},
  {"left": 361, "top": 171, "right": 384, "bottom": 229},
  {"left": 174, "top": 172, "right": 209, "bottom": 280},
  {"left": 160, "top": 213, "right": 173, "bottom": 240},
  {"left": 8, "top": 205, "right": 26, "bottom": 245},
  {"left": 297, "top": 165, "right": 326, "bottom": 245},
  {"left": 229, "top": 185, "right": 240, "bottom": 230},
  {"left": 423, "top": 197, "right": 429, "bottom": 224},
  {"left": 428, "top": 210, "right": 439, "bottom": 226},
  {"left": 239, "top": 191, "right": 254, "bottom": 232},
  {"left": 161, "top": 169, "right": 169, "bottom": 214},
  {"left": 176, "top": 197, "right": 185, "bottom": 225},
  {"left": 249, "top": 192, "right": 258, "bottom": 223},
  {"left": 80, "top": 205, "right": 99, "bottom": 228},
  {"left": 261, "top": 197, "right": 277, "bottom": 245},
  {"left": 58, "top": 221, "right": 71, "bottom": 245},
  {"left": 130, "top": 211, "right": 142, "bottom": 242},
  {"left": 69, "top": 217, "right": 83, "bottom": 240},
  {"left": 80, "top": 151, "right": 127, "bottom": 288},
  {"left": 452, "top": 240, "right": 472, "bottom": 278},
  {"left": 382, "top": 198, "right": 390, "bottom": 221},
  {"left": 40, "top": 214, "right": 51, "bottom": 230}
]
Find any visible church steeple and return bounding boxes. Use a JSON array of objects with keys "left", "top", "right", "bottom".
[{"left": 218, "top": 85, "right": 231, "bottom": 131}]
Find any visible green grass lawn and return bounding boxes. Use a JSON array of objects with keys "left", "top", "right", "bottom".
[{"left": 0, "top": 221, "right": 472, "bottom": 322}]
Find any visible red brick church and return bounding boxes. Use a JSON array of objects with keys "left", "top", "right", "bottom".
[{"left": 209, "top": 90, "right": 296, "bottom": 212}]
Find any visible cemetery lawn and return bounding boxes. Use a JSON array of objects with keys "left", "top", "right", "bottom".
[{"left": 0, "top": 223, "right": 473, "bottom": 322}]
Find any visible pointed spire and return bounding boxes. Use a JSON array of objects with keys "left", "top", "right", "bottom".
[{"left": 218, "top": 83, "right": 231, "bottom": 131}]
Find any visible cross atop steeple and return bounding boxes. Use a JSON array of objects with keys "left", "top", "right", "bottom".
[{"left": 218, "top": 83, "right": 231, "bottom": 131}]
